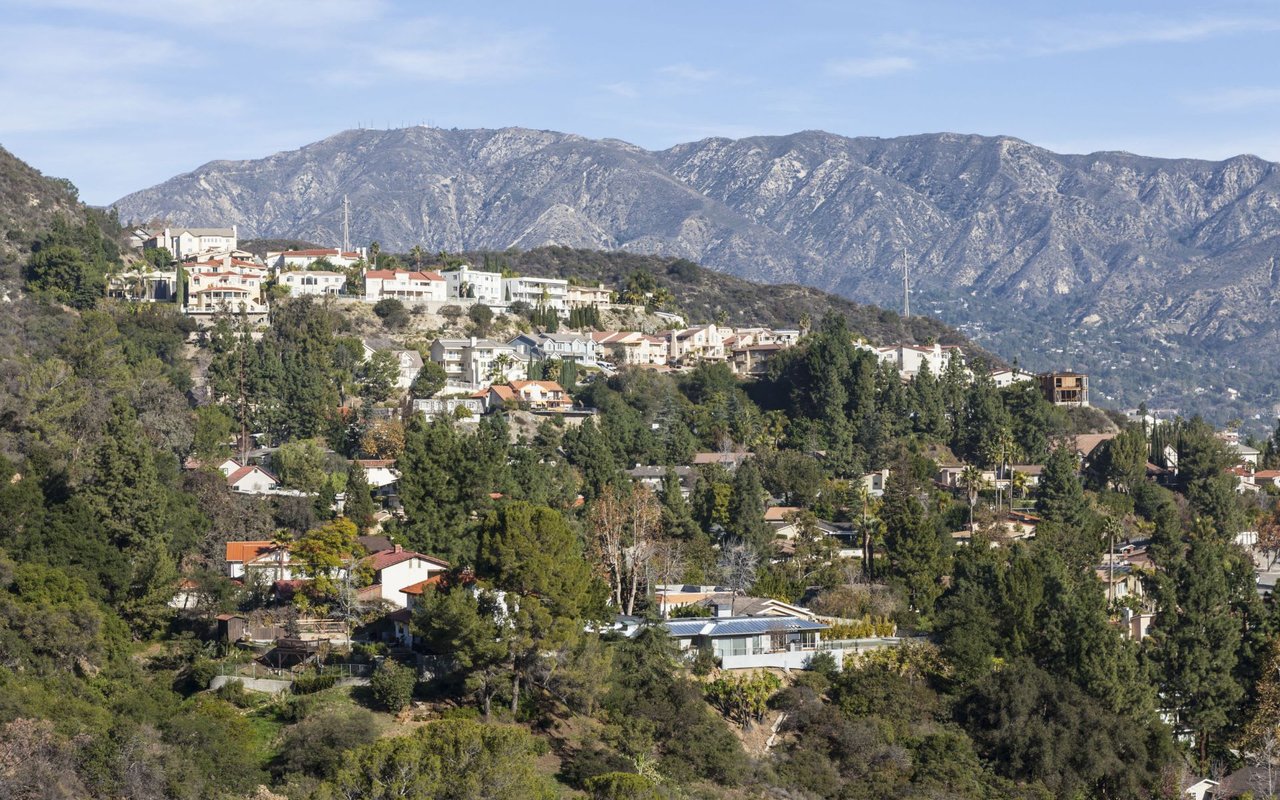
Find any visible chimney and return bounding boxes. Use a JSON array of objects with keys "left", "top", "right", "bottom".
[
  {"left": 713, "top": 600, "right": 732, "bottom": 618},
  {"left": 393, "top": 544, "right": 403, "bottom": 553}
]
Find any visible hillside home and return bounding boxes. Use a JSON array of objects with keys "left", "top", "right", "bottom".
[
  {"left": 144, "top": 226, "right": 238, "bottom": 259},
  {"left": 429, "top": 337, "right": 524, "bottom": 391},
  {"left": 355, "top": 459, "right": 400, "bottom": 495},
  {"left": 502, "top": 276, "right": 569, "bottom": 312},
  {"left": 872, "top": 343, "right": 965, "bottom": 380},
  {"left": 1040, "top": 371, "right": 1090, "bottom": 406},
  {"left": 566, "top": 283, "right": 613, "bottom": 308},
  {"left": 661, "top": 614, "right": 871, "bottom": 670},
  {"left": 730, "top": 343, "right": 785, "bottom": 376},
  {"left": 226, "top": 464, "right": 280, "bottom": 494},
  {"left": 668, "top": 324, "right": 727, "bottom": 363},
  {"left": 267, "top": 248, "right": 365, "bottom": 271},
  {"left": 484, "top": 380, "right": 572, "bottom": 410},
  {"left": 185, "top": 284, "right": 268, "bottom": 324},
  {"left": 413, "top": 395, "right": 488, "bottom": 421},
  {"left": 279, "top": 270, "right": 346, "bottom": 296},
  {"left": 225, "top": 541, "right": 299, "bottom": 581},
  {"left": 1230, "top": 441, "right": 1261, "bottom": 467},
  {"left": 106, "top": 269, "right": 179, "bottom": 302},
  {"left": 363, "top": 269, "right": 446, "bottom": 303},
  {"left": 626, "top": 465, "right": 697, "bottom": 497},
  {"left": 592, "top": 331, "right": 669, "bottom": 367},
  {"left": 691, "top": 451, "right": 753, "bottom": 469},
  {"left": 362, "top": 338, "right": 423, "bottom": 390},
  {"left": 508, "top": 332, "right": 603, "bottom": 365},
  {"left": 989, "top": 368, "right": 1037, "bottom": 388},
  {"left": 443, "top": 265, "right": 502, "bottom": 303},
  {"left": 1254, "top": 470, "right": 1280, "bottom": 489},
  {"left": 362, "top": 546, "right": 450, "bottom": 608}
]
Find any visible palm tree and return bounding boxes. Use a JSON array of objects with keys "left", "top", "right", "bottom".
[
  {"left": 1009, "top": 469, "right": 1029, "bottom": 509},
  {"left": 489, "top": 352, "right": 516, "bottom": 383},
  {"left": 958, "top": 465, "right": 986, "bottom": 531},
  {"left": 993, "top": 427, "right": 1019, "bottom": 514}
]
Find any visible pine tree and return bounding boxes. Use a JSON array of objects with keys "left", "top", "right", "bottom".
[
  {"left": 727, "top": 460, "right": 770, "bottom": 552},
  {"left": 882, "top": 474, "right": 944, "bottom": 615},
  {"left": 344, "top": 461, "right": 376, "bottom": 533}
]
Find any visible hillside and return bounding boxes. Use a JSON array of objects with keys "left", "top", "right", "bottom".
[
  {"left": 113, "top": 126, "right": 1280, "bottom": 425},
  {"left": 0, "top": 143, "right": 91, "bottom": 275},
  {"left": 461, "top": 246, "right": 996, "bottom": 357}
]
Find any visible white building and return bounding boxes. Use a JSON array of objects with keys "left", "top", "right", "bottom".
[
  {"left": 566, "top": 283, "right": 613, "bottom": 308},
  {"left": 279, "top": 270, "right": 346, "bottom": 296},
  {"left": 268, "top": 248, "right": 365, "bottom": 271},
  {"left": 508, "top": 332, "right": 603, "bottom": 365},
  {"left": 429, "top": 337, "right": 525, "bottom": 391},
  {"left": 871, "top": 343, "right": 966, "bottom": 380},
  {"left": 363, "top": 269, "right": 447, "bottom": 303},
  {"left": 363, "top": 546, "right": 450, "bottom": 609},
  {"left": 989, "top": 368, "right": 1037, "bottom": 388},
  {"left": 502, "top": 276, "right": 569, "bottom": 313},
  {"left": 592, "top": 331, "right": 669, "bottom": 367},
  {"left": 443, "top": 266, "right": 502, "bottom": 304},
  {"left": 144, "top": 226, "right": 238, "bottom": 260},
  {"left": 362, "top": 338, "right": 424, "bottom": 391}
]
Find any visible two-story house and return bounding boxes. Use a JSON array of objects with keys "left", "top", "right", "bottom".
[
  {"left": 502, "top": 276, "right": 569, "bottom": 313},
  {"left": 279, "top": 270, "right": 346, "bottom": 296},
  {"left": 429, "top": 337, "right": 525, "bottom": 391},
  {"left": 443, "top": 266, "right": 502, "bottom": 304},
  {"left": 363, "top": 269, "right": 446, "bottom": 303}
]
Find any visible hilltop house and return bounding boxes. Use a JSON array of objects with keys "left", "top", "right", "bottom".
[
  {"left": 508, "top": 332, "right": 603, "bottom": 366},
  {"left": 363, "top": 338, "right": 424, "bottom": 390},
  {"left": 566, "top": 283, "right": 613, "bottom": 308},
  {"left": 143, "top": 226, "right": 238, "bottom": 260},
  {"left": 361, "top": 546, "right": 449, "bottom": 609},
  {"left": 363, "top": 269, "right": 446, "bottom": 304},
  {"left": 502, "top": 276, "right": 569, "bottom": 313},
  {"left": 443, "top": 266, "right": 502, "bottom": 304},
  {"left": 592, "top": 331, "right": 669, "bottom": 367},
  {"left": 430, "top": 337, "right": 524, "bottom": 391},
  {"left": 1040, "top": 372, "right": 1090, "bottom": 406},
  {"left": 483, "top": 380, "right": 573, "bottom": 410},
  {"left": 267, "top": 248, "right": 364, "bottom": 271},
  {"left": 279, "top": 270, "right": 346, "bottom": 296}
]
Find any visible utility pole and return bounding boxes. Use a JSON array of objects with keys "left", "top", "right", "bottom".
[
  {"left": 901, "top": 247, "right": 910, "bottom": 320},
  {"left": 342, "top": 194, "right": 351, "bottom": 253}
]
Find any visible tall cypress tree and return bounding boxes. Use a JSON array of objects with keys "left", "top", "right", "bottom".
[
  {"left": 882, "top": 474, "right": 944, "bottom": 615},
  {"left": 344, "top": 460, "right": 376, "bottom": 533}
]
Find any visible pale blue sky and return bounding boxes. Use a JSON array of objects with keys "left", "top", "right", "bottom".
[{"left": 3, "top": 0, "right": 1279, "bottom": 205}]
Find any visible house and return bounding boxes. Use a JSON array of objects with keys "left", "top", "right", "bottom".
[
  {"left": 106, "top": 269, "right": 179, "bottom": 302},
  {"left": 508, "top": 332, "right": 603, "bottom": 366},
  {"left": 502, "top": 276, "right": 569, "bottom": 313},
  {"left": 730, "top": 343, "right": 785, "bottom": 376},
  {"left": 363, "top": 269, "right": 446, "bottom": 303},
  {"left": 1040, "top": 371, "right": 1090, "bottom": 406},
  {"left": 765, "top": 506, "right": 802, "bottom": 538},
  {"left": 279, "top": 270, "right": 346, "bottom": 296},
  {"left": 488, "top": 380, "right": 572, "bottom": 410},
  {"left": 144, "top": 226, "right": 238, "bottom": 259},
  {"left": 443, "top": 265, "right": 502, "bottom": 304},
  {"left": 267, "top": 248, "right": 365, "bottom": 271},
  {"left": 184, "top": 284, "right": 268, "bottom": 325},
  {"left": 668, "top": 324, "right": 728, "bottom": 364},
  {"left": 413, "top": 395, "right": 488, "bottom": 421},
  {"left": 989, "top": 368, "right": 1037, "bottom": 388},
  {"left": 692, "top": 451, "right": 753, "bottom": 469},
  {"left": 1073, "top": 432, "right": 1118, "bottom": 464},
  {"left": 659, "top": 612, "right": 895, "bottom": 670},
  {"left": 626, "top": 465, "right": 697, "bottom": 497},
  {"left": 215, "top": 458, "right": 242, "bottom": 476},
  {"left": 1253, "top": 470, "right": 1280, "bottom": 489},
  {"left": 860, "top": 469, "right": 889, "bottom": 497},
  {"left": 870, "top": 343, "right": 965, "bottom": 380},
  {"left": 225, "top": 540, "right": 297, "bottom": 581},
  {"left": 1231, "top": 441, "right": 1261, "bottom": 467},
  {"left": 592, "top": 331, "right": 669, "bottom": 367},
  {"left": 362, "top": 338, "right": 423, "bottom": 390},
  {"left": 362, "top": 545, "right": 450, "bottom": 609},
  {"left": 1009, "top": 464, "right": 1044, "bottom": 488},
  {"left": 566, "top": 283, "right": 613, "bottom": 308},
  {"left": 356, "top": 459, "right": 400, "bottom": 496},
  {"left": 227, "top": 464, "right": 280, "bottom": 494},
  {"left": 429, "top": 337, "right": 524, "bottom": 391},
  {"left": 188, "top": 269, "right": 266, "bottom": 297}
]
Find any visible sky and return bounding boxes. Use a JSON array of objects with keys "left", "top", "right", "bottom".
[{"left": 3, "top": 0, "right": 1280, "bottom": 205}]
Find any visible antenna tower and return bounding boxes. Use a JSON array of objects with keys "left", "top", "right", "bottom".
[
  {"left": 902, "top": 248, "right": 911, "bottom": 320},
  {"left": 342, "top": 195, "right": 350, "bottom": 253}
]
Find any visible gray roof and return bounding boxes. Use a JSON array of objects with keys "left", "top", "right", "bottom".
[{"left": 663, "top": 616, "right": 827, "bottom": 638}]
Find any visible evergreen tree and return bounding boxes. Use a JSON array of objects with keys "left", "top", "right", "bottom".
[
  {"left": 1154, "top": 531, "right": 1245, "bottom": 766},
  {"left": 726, "top": 460, "right": 770, "bottom": 552},
  {"left": 344, "top": 460, "right": 376, "bottom": 533},
  {"left": 881, "top": 474, "right": 944, "bottom": 615}
]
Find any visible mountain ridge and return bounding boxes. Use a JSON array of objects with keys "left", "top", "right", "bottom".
[{"left": 111, "top": 126, "right": 1280, "bottom": 422}]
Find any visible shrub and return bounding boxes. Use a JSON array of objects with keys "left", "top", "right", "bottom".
[
  {"left": 292, "top": 672, "right": 338, "bottom": 695},
  {"left": 369, "top": 659, "right": 416, "bottom": 712},
  {"left": 272, "top": 708, "right": 380, "bottom": 779},
  {"left": 584, "top": 772, "right": 661, "bottom": 800}
]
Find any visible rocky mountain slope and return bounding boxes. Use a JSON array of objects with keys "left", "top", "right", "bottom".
[{"left": 112, "top": 127, "right": 1280, "bottom": 424}]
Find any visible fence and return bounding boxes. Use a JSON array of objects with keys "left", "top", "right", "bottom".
[{"left": 218, "top": 661, "right": 374, "bottom": 680}]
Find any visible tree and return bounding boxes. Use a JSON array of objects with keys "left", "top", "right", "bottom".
[
  {"left": 478, "top": 502, "right": 604, "bottom": 621},
  {"left": 291, "top": 518, "right": 361, "bottom": 605},
  {"left": 412, "top": 585, "right": 510, "bottom": 716},
  {"left": 469, "top": 303, "right": 494, "bottom": 336},
  {"left": 25, "top": 244, "right": 105, "bottom": 309},
  {"left": 370, "top": 659, "right": 417, "bottom": 713},
  {"left": 273, "top": 438, "right": 332, "bottom": 494},
  {"left": 360, "top": 350, "right": 400, "bottom": 403},
  {"left": 372, "top": 298, "right": 409, "bottom": 329},
  {"left": 727, "top": 459, "right": 770, "bottom": 551},
  {"left": 882, "top": 475, "right": 943, "bottom": 615},
  {"left": 958, "top": 464, "right": 986, "bottom": 531},
  {"left": 587, "top": 486, "right": 662, "bottom": 615},
  {"left": 411, "top": 360, "right": 447, "bottom": 398},
  {"left": 1153, "top": 532, "right": 1245, "bottom": 767},
  {"left": 344, "top": 461, "right": 376, "bottom": 533}
]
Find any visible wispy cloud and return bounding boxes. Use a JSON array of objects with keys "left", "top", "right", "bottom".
[
  {"left": 657, "top": 63, "right": 719, "bottom": 83},
  {"left": 1181, "top": 86, "right": 1280, "bottom": 113},
  {"left": 602, "top": 82, "right": 640, "bottom": 99},
  {"left": 826, "top": 56, "right": 916, "bottom": 79}
]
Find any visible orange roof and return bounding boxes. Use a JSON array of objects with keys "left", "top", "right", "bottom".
[
  {"left": 509, "top": 380, "right": 565, "bottom": 393},
  {"left": 488, "top": 385, "right": 516, "bottom": 401},
  {"left": 225, "top": 541, "right": 277, "bottom": 562},
  {"left": 400, "top": 575, "right": 445, "bottom": 595},
  {"left": 764, "top": 506, "right": 800, "bottom": 522},
  {"left": 1256, "top": 470, "right": 1280, "bottom": 479},
  {"left": 364, "top": 548, "right": 449, "bottom": 572},
  {"left": 226, "top": 464, "right": 278, "bottom": 485},
  {"left": 281, "top": 249, "right": 361, "bottom": 258}
]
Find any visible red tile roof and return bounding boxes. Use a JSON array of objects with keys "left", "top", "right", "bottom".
[
  {"left": 226, "top": 464, "right": 278, "bottom": 486},
  {"left": 364, "top": 548, "right": 449, "bottom": 572},
  {"left": 365, "top": 269, "right": 444, "bottom": 281},
  {"left": 225, "top": 541, "right": 277, "bottom": 562}
]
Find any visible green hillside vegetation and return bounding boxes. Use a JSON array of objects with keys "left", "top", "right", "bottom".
[{"left": 3, "top": 161, "right": 1280, "bottom": 799}]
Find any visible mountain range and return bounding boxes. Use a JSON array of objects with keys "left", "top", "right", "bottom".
[{"left": 111, "top": 127, "right": 1280, "bottom": 425}]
